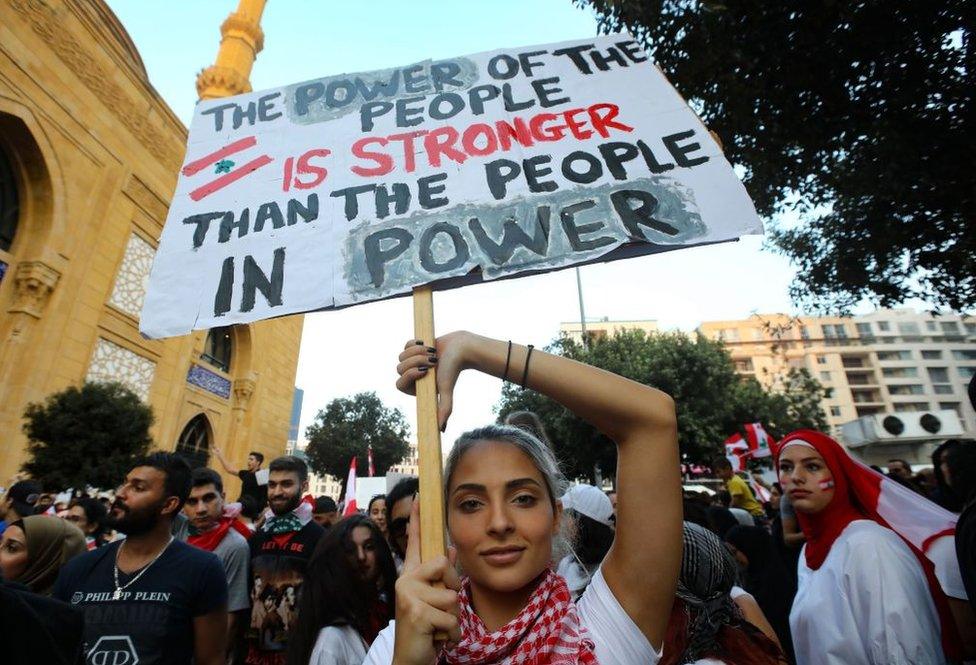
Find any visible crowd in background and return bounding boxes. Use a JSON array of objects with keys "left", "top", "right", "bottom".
[{"left": 2, "top": 342, "right": 976, "bottom": 665}]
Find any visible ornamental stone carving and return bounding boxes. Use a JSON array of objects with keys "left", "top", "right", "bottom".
[
  {"left": 10, "top": 260, "right": 60, "bottom": 318},
  {"left": 195, "top": 65, "right": 252, "bottom": 99},
  {"left": 86, "top": 338, "right": 156, "bottom": 402},
  {"left": 222, "top": 11, "right": 265, "bottom": 54},
  {"left": 108, "top": 234, "right": 155, "bottom": 319},
  {"left": 9, "top": 0, "right": 178, "bottom": 164},
  {"left": 233, "top": 375, "right": 257, "bottom": 411}
]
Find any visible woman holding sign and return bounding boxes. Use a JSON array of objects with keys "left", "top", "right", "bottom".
[{"left": 363, "top": 331, "right": 681, "bottom": 664}]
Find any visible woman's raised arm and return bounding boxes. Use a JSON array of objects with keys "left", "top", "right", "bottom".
[{"left": 397, "top": 331, "right": 682, "bottom": 647}]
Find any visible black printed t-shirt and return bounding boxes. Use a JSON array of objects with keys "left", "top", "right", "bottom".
[
  {"left": 245, "top": 521, "right": 323, "bottom": 664},
  {"left": 238, "top": 470, "right": 268, "bottom": 509},
  {"left": 53, "top": 538, "right": 228, "bottom": 665}
]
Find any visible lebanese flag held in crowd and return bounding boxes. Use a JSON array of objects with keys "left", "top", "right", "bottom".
[
  {"left": 724, "top": 432, "right": 748, "bottom": 454},
  {"left": 744, "top": 422, "right": 773, "bottom": 458},
  {"left": 342, "top": 456, "right": 358, "bottom": 516},
  {"left": 726, "top": 453, "right": 746, "bottom": 472},
  {"left": 724, "top": 433, "right": 748, "bottom": 471},
  {"left": 750, "top": 477, "right": 773, "bottom": 503}
]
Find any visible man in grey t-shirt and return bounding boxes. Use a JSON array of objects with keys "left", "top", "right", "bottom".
[{"left": 184, "top": 468, "right": 251, "bottom": 657}]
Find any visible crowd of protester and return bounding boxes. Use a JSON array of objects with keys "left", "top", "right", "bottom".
[{"left": 1, "top": 335, "right": 975, "bottom": 664}]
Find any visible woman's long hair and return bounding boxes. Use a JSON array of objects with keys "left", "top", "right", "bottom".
[
  {"left": 286, "top": 515, "right": 396, "bottom": 665},
  {"left": 661, "top": 598, "right": 789, "bottom": 665}
]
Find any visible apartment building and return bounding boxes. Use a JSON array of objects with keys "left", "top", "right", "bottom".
[
  {"left": 559, "top": 318, "right": 659, "bottom": 344},
  {"left": 697, "top": 309, "right": 976, "bottom": 437},
  {"left": 558, "top": 310, "right": 976, "bottom": 443}
]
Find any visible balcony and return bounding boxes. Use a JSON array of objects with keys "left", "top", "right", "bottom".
[
  {"left": 855, "top": 405, "right": 885, "bottom": 417},
  {"left": 842, "top": 355, "right": 869, "bottom": 368},
  {"left": 845, "top": 371, "right": 879, "bottom": 387},
  {"left": 850, "top": 388, "right": 883, "bottom": 404}
]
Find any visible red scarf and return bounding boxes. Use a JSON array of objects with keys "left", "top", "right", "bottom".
[
  {"left": 776, "top": 430, "right": 962, "bottom": 661},
  {"left": 187, "top": 517, "right": 250, "bottom": 552},
  {"left": 440, "top": 569, "right": 598, "bottom": 665}
]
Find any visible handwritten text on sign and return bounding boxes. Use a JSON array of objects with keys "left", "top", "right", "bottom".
[{"left": 140, "top": 35, "right": 762, "bottom": 338}]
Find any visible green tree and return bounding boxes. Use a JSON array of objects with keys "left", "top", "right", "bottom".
[
  {"left": 304, "top": 392, "right": 410, "bottom": 494},
  {"left": 22, "top": 381, "right": 154, "bottom": 491},
  {"left": 497, "top": 330, "right": 826, "bottom": 481},
  {"left": 574, "top": 1, "right": 974, "bottom": 311}
]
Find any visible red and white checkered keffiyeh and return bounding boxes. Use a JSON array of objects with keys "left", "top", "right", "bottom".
[{"left": 440, "top": 569, "right": 599, "bottom": 665}]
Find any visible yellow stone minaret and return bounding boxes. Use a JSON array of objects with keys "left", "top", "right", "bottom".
[{"left": 196, "top": 0, "right": 268, "bottom": 100}]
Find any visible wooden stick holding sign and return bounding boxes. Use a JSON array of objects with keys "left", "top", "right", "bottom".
[
  {"left": 412, "top": 285, "right": 450, "bottom": 643},
  {"left": 412, "top": 285, "right": 447, "bottom": 561}
]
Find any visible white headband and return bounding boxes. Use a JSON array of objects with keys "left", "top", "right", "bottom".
[{"left": 779, "top": 440, "right": 816, "bottom": 454}]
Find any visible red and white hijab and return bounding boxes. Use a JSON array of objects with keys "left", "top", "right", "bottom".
[
  {"left": 440, "top": 569, "right": 598, "bottom": 665},
  {"left": 775, "top": 430, "right": 964, "bottom": 659}
]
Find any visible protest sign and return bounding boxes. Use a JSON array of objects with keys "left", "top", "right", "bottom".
[{"left": 140, "top": 34, "right": 762, "bottom": 338}]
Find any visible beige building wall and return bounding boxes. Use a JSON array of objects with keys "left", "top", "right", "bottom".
[
  {"left": 554, "top": 310, "right": 975, "bottom": 443},
  {"left": 560, "top": 318, "right": 659, "bottom": 344},
  {"left": 0, "top": 0, "right": 302, "bottom": 495},
  {"left": 697, "top": 310, "right": 976, "bottom": 438}
]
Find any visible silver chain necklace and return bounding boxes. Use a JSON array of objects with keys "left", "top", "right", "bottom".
[{"left": 112, "top": 535, "right": 173, "bottom": 601}]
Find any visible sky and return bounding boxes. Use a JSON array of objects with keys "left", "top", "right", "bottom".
[{"left": 105, "top": 1, "right": 907, "bottom": 454}]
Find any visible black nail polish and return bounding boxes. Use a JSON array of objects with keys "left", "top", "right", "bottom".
[
  {"left": 418, "top": 366, "right": 429, "bottom": 372},
  {"left": 414, "top": 340, "right": 424, "bottom": 346},
  {"left": 428, "top": 355, "right": 438, "bottom": 363},
  {"left": 426, "top": 346, "right": 436, "bottom": 353}
]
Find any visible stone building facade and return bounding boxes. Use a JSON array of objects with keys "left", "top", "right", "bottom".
[{"left": 0, "top": 0, "right": 301, "bottom": 493}]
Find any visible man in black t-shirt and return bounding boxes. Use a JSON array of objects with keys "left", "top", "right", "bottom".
[
  {"left": 54, "top": 452, "right": 228, "bottom": 665},
  {"left": 213, "top": 443, "right": 268, "bottom": 510},
  {"left": 245, "top": 455, "right": 323, "bottom": 665}
]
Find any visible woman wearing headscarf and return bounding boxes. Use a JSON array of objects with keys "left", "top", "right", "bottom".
[
  {"left": 777, "top": 430, "right": 968, "bottom": 664},
  {"left": 0, "top": 515, "right": 86, "bottom": 595},
  {"left": 725, "top": 525, "right": 796, "bottom": 663},
  {"left": 661, "top": 522, "right": 787, "bottom": 665}
]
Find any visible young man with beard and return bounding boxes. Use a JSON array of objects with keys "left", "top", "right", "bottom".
[
  {"left": 185, "top": 468, "right": 252, "bottom": 655},
  {"left": 53, "top": 453, "right": 228, "bottom": 665},
  {"left": 245, "top": 455, "right": 324, "bottom": 665}
]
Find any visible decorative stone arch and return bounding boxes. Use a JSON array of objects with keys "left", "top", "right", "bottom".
[
  {"left": 199, "top": 322, "right": 253, "bottom": 378},
  {"left": 174, "top": 412, "right": 214, "bottom": 469},
  {"left": 0, "top": 97, "right": 66, "bottom": 263},
  {"left": 228, "top": 323, "right": 253, "bottom": 377}
]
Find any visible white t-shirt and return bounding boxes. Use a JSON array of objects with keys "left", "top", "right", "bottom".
[
  {"left": 363, "top": 568, "right": 660, "bottom": 665},
  {"left": 790, "top": 520, "right": 945, "bottom": 665},
  {"left": 309, "top": 625, "right": 368, "bottom": 665},
  {"left": 555, "top": 555, "right": 591, "bottom": 599}
]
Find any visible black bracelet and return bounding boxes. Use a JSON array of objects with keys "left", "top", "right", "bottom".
[
  {"left": 520, "top": 344, "right": 534, "bottom": 388},
  {"left": 503, "top": 341, "right": 512, "bottom": 382}
]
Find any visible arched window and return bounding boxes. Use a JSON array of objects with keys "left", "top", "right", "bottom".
[
  {"left": 202, "top": 326, "right": 233, "bottom": 373},
  {"left": 175, "top": 414, "right": 211, "bottom": 469},
  {"left": 0, "top": 144, "right": 19, "bottom": 254}
]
